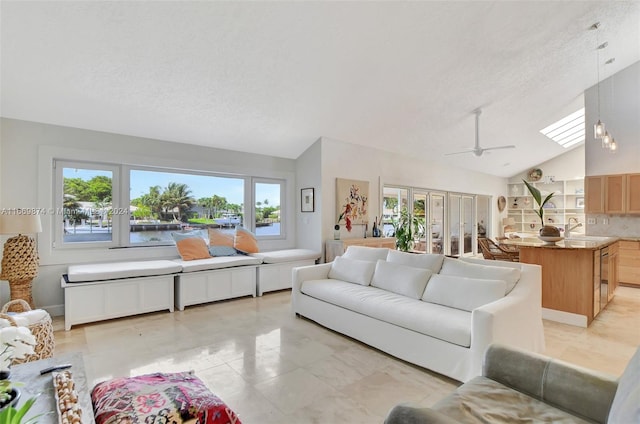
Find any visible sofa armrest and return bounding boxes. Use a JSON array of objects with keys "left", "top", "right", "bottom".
[
  {"left": 484, "top": 344, "right": 618, "bottom": 424},
  {"left": 291, "top": 263, "right": 332, "bottom": 313},
  {"left": 384, "top": 404, "right": 461, "bottom": 424},
  {"left": 471, "top": 263, "right": 544, "bottom": 359}
]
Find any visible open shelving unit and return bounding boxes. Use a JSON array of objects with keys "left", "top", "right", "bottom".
[{"left": 506, "top": 179, "right": 585, "bottom": 235}]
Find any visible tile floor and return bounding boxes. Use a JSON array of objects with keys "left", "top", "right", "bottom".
[{"left": 52, "top": 286, "right": 640, "bottom": 423}]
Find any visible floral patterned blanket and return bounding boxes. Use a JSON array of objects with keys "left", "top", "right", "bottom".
[{"left": 91, "top": 372, "right": 241, "bottom": 424}]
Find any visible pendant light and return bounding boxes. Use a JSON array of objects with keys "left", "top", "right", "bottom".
[{"left": 591, "top": 23, "right": 606, "bottom": 139}]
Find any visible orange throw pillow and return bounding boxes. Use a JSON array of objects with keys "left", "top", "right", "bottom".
[
  {"left": 208, "top": 228, "right": 234, "bottom": 247},
  {"left": 234, "top": 227, "right": 259, "bottom": 254},
  {"left": 175, "top": 237, "right": 211, "bottom": 261}
]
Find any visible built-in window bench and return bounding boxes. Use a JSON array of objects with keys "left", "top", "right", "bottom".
[
  {"left": 61, "top": 249, "right": 321, "bottom": 329},
  {"left": 62, "top": 260, "right": 182, "bottom": 331}
]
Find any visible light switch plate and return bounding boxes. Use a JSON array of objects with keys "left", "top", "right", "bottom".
[
  {"left": 603, "top": 218, "right": 609, "bottom": 225},
  {"left": 587, "top": 218, "right": 596, "bottom": 225}
]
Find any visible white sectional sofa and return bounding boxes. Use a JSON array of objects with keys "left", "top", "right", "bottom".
[
  {"left": 292, "top": 246, "right": 545, "bottom": 382},
  {"left": 63, "top": 248, "right": 320, "bottom": 329}
]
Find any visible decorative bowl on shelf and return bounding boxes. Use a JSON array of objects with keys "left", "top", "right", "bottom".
[{"left": 538, "top": 236, "right": 563, "bottom": 245}]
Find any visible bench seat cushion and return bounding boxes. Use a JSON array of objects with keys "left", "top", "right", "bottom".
[
  {"left": 250, "top": 248, "right": 320, "bottom": 264},
  {"left": 301, "top": 280, "right": 471, "bottom": 347},
  {"left": 67, "top": 260, "right": 182, "bottom": 283},
  {"left": 174, "top": 255, "right": 262, "bottom": 273}
]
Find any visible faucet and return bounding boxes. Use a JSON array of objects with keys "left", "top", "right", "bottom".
[{"left": 564, "top": 217, "right": 583, "bottom": 239}]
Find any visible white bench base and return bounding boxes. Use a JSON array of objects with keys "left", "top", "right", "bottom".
[
  {"left": 62, "top": 274, "right": 175, "bottom": 331},
  {"left": 257, "top": 259, "right": 317, "bottom": 296},
  {"left": 175, "top": 265, "right": 257, "bottom": 311}
]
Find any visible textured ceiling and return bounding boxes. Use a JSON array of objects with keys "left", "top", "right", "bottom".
[{"left": 2, "top": 1, "right": 639, "bottom": 177}]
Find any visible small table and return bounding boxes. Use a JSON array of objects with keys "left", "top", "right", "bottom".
[{"left": 10, "top": 352, "right": 95, "bottom": 423}]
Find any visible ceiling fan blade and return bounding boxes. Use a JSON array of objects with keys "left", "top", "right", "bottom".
[
  {"left": 481, "top": 145, "right": 516, "bottom": 152},
  {"left": 443, "top": 149, "right": 475, "bottom": 156}
]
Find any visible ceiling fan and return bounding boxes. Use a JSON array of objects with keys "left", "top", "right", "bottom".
[{"left": 444, "top": 109, "right": 515, "bottom": 157}]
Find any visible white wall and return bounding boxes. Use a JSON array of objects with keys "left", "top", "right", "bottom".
[
  {"left": 584, "top": 61, "right": 640, "bottom": 237},
  {"left": 318, "top": 137, "right": 507, "bottom": 244},
  {"left": 584, "top": 61, "right": 640, "bottom": 176},
  {"left": 1, "top": 118, "right": 297, "bottom": 314},
  {"left": 507, "top": 145, "right": 585, "bottom": 184},
  {"left": 295, "top": 138, "right": 323, "bottom": 252}
]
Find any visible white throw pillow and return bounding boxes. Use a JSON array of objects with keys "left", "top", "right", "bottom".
[
  {"left": 422, "top": 274, "right": 507, "bottom": 312},
  {"left": 342, "top": 246, "right": 390, "bottom": 262},
  {"left": 439, "top": 257, "right": 520, "bottom": 294},
  {"left": 371, "top": 260, "right": 433, "bottom": 299},
  {"left": 386, "top": 250, "right": 445, "bottom": 273},
  {"left": 328, "top": 256, "right": 376, "bottom": 286}
]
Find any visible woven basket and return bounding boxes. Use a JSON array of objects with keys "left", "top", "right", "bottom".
[{"left": 0, "top": 299, "right": 55, "bottom": 364}]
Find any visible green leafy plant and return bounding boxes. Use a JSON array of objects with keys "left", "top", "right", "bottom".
[
  {"left": 0, "top": 396, "right": 41, "bottom": 424},
  {"left": 523, "top": 179, "right": 555, "bottom": 227},
  {"left": 392, "top": 208, "right": 424, "bottom": 252}
]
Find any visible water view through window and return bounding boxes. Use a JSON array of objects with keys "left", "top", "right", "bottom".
[{"left": 61, "top": 166, "right": 281, "bottom": 245}]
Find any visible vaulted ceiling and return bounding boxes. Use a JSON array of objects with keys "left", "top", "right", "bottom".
[{"left": 2, "top": 1, "right": 639, "bottom": 177}]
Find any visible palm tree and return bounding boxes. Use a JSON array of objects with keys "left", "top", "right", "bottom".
[{"left": 161, "top": 182, "right": 195, "bottom": 222}]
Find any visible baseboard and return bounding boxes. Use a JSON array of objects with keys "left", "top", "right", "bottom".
[
  {"left": 542, "top": 308, "right": 587, "bottom": 327},
  {"left": 41, "top": 304, "right": 64, "bottom": 318}
]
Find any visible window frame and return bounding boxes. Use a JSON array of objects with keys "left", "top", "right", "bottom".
[
  {"left": 251, "top": 177, "right": 286, "bottom": 240},
  {"left": 53, "top": 160, "right": 121, "bottom": 249}
]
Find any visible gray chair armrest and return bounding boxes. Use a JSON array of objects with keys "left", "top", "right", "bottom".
[
  {"left": 484, "top": 344, "right": 618, "bottom": 424},
  {"left": 385, "top": 404, "right": 460, "bottom": 424}
]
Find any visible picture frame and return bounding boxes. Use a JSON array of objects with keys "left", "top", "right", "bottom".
[
  {"left": 301, "top": 188, "right": 314, "bottom": 212},
  {"left": 576, "top": 197, "right": 585, "bottom": 209}
]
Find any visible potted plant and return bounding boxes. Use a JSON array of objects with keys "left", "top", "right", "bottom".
[
  {"left": 522, "top": 179, "right": 561, "bottom": 239},
  {"left": 392, "top": 208, "right": 424, "bottom": 252}
]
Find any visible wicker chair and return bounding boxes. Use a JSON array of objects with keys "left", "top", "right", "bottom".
[{"left": 478, "top": 237, "right": 520, "bottom": 262}]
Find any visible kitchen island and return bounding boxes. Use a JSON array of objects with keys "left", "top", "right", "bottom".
[{"left": 502, "top": 236, "right": 618, "bottom": 327}]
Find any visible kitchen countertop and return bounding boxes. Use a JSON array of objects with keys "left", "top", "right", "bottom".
[{"left": 501, "top": 236, "right": 619, "bottom": 250}]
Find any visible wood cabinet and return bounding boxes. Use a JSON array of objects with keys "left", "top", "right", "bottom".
[
  {"left": 605, "top": 174, "right": 626, "bottom": 213},
  {"left": 325, "top": 237, "right": 396, "bottom": 262},
  {"left": 626, "top": 173, "right": 640, "bottom": 214},
  {"left": 585, "top": 176, "right": 605, "bottom": 214},
  {"left": 618, "top": 240, "right": 640, "bottom": 286},
  {"left": 608, "top": 241, "right": 619, "bottom": 300},
  {"left": 586, "top": 173, "right": 640, "bottom": 214}
]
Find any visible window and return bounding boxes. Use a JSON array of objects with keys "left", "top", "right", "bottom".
[
  {"left": 54, "top": 161, "right": 120, "bottom": 247},
  {"left": 253, "top": 179, "right": 284, "bottom": 238},
  {"left": 129, "top": 169, "right": 246, "bottom": 245}
]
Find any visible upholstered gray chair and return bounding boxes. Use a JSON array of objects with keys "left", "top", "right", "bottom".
[{"left": 385, "top": 343, "right": 639, "bottom": 424}]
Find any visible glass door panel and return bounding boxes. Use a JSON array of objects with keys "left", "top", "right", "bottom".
[
  {"left": 429, "top": 193, "right": 445, "bottom": 254},
  {"left": 449, "top": 194, "right": 461, "bottom": 256},
  {"left": 462, "top": 196, "right": 474, "bottom": 256},
  {"left": 413, "top": 192, "right": 427, "bottom": 252},
  {"left": 382, "top": 186, "right": 408, "bottom": 237}
]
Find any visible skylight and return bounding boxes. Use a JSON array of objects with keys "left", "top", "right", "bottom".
[{"left": 539, "top": 108, "right": 585, "bottom": 148}]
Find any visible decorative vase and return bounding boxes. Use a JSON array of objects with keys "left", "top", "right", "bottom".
[
  {"left": 538, "top": 225, "right": 562, "bottom": 245},
  {"left": 333, "top": 225, "right": 340, "bottom": 240},
  {"left": 539, "top": 225, "right": 561, "bottom": 237},
  {"left": 0, "top": 388, "right": 20, "bottom": 411}
]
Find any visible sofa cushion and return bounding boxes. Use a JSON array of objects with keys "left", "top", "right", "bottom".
[
  {"left": 608, "top": 347, "right": 640, "bottom": 423},
  {"left": 173, "top": 255, "right": 262, "bottom": 273},
  {"left": 301, "top": 280, "right": 471, "bottom": 347},
  {"left": 67, "top": 260, "right": 182, "bottom": 282},
  {"left": 208, "top": 228, "right": 234, "bottom": 247},
  {"left": 386, "top": 250, "right": 445, "bottom": 273},
  {"left": 439, "top": 257, "right": 520, "bottom": 294},
  {"left": 208, "top": 245, "right": 239, "bottom": 257},
  {"left": 371, "top": 260, "right": 432, "bottom": 299},
  {"left": 432, "top": 376, "right": 592, "bottom": 424},
  {"left": 250, "top": 249, "right": 320, "bottom": 264},
  {"left": 422, "top": 275, "right": 506, "bottom": 312},
  {"left": 328, "top": 256, "right": 376, "bottom": 286},
  {"left": 174, "top": 237, "right": 212, "bottom": 261},
  {"left": 342, "top": 246, "right": 389, "bottom": 262},
  {"left": 235, "top": 227, "right": 259, "bottom": 253}
]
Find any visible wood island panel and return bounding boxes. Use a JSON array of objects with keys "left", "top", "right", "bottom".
[
  {"left": 619, "top": 240, "right": 640, "bottom": 286},
  {"left": 520, "top": 246, "right": 596, "bottom": 324}
]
